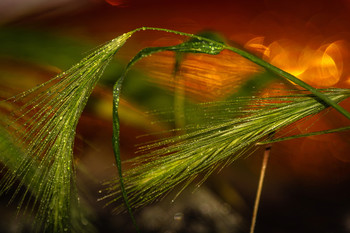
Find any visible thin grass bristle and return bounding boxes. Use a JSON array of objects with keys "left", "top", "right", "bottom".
[
  {"left": 0, "top": 32, "right": 133, "bottom": 232},
  {"left": 101, "top": 88, "right": 350, "bottom": 212}
]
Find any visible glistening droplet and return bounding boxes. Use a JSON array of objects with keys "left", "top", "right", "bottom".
[{"left": 174, "top": 212, "right": 184, "bottom": 221}]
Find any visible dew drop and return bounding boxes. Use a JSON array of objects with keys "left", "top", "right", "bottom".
[
  {"left": 173, "top": 212, "right": 184, "bottom": 221},
  {"left": 81, "top": 218, "right": 88, "bottom": 226}
]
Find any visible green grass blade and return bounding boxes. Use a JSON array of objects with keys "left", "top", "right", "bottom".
[
  {"left": 223, "top": 45, "right": 350, "bottom": 120},
  {"left": 112, "top": 76, "right": 140, "bottom": 232},
  {"left": 134, "top": 27, "right": 350, "bottom": 121},
  {"left": 110, "top": 35, "right": 227, "bottom": 230}
]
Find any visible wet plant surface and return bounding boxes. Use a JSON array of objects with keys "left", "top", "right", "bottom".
[{"left": 1, "top": 1, "right": 350, "bottom": 233}]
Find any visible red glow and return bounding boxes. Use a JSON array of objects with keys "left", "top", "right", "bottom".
[{"left": 105, "top": 0, "right": 123, "bottom": 6}]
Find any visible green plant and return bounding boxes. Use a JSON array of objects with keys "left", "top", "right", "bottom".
[{"left": 1, "top": 27, "right": 349, "bottom": 233}]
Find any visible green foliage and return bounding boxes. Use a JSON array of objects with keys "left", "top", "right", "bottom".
[
  {"left": 0, "top": 27, "right": 349, "bottom": 233},
  {"left": 102, "top": 88, "right": 350, "bottom": 212},
  {"left": 0, "top": 29, "right": 89, "bottom": 68}
]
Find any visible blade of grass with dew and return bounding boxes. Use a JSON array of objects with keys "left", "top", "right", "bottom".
[
  {"left": 173, "top": 30, "right": 226, "bottom": 75},
  {"left": 2, "top": 27, "right": 349, "bottom": 232},
  {"left": 134, "top": 27, "right": 350, "bottom": 120},
  {"left": 103, "top": 88, "right": 350, "bottom": 212},
  {"left": 172, "top": 31, "right": 278, "bottom": 128},
  {"left": 0, "top": 31, "right": 133, "bottom": 232},
  {"left": 109, "top": 36, "right": 225, "bottom": 229},
  {"left": 172, "top": 30, "right": 226, "bottom": 129},
  {"left": 105, "top": 27, "right": 350, "bottom": 214}
]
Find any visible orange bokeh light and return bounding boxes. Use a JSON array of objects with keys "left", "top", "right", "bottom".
[{"left": 244, "top": 37, "right": 345, "bottom": 88}]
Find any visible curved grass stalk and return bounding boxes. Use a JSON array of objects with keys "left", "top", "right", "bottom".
[
  {"left": 109, "top": 36, "right": 225, "bottom": 231},
  {"left": 0, "top": 31, "right": 133, "bottom": 232},
  {"left": 134, "top": 27, "right": 350, "bottom": 120},
  {"left": 106, "top": 27, "right": 350, "bottom": 229}
]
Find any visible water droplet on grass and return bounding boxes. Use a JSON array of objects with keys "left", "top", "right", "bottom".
[{"left": 174, "top": 212, "right": 184, "bottom": 221}]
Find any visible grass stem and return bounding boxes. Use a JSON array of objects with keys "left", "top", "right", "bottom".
[{"left": 250, "top": 145, "right": 271, "bottom": 233}]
